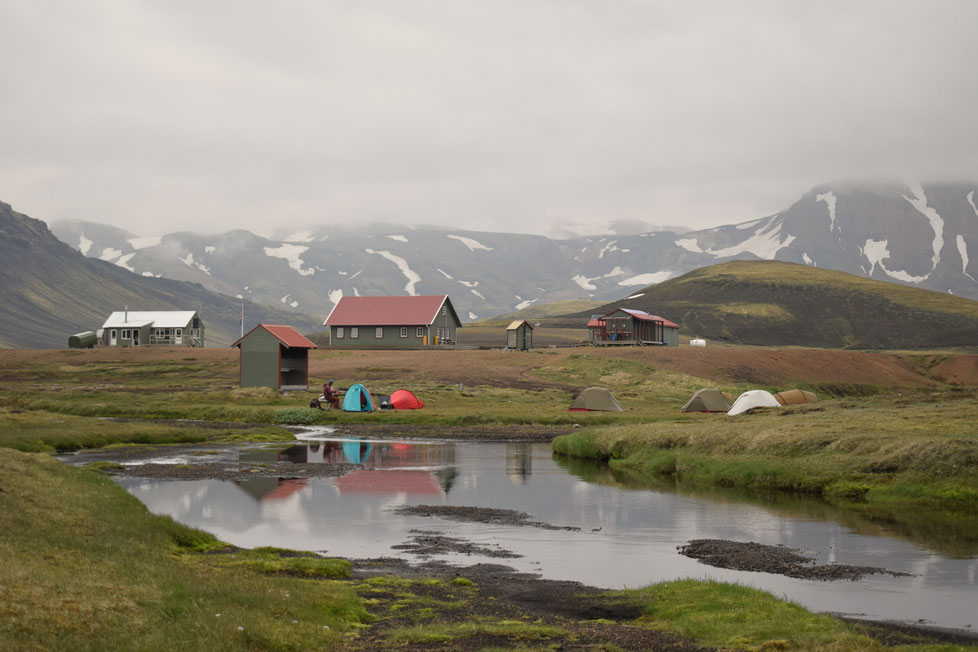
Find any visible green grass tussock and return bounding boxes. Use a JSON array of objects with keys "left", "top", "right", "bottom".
[{"left": 0, "top": 447, "right": 369, "bottom": 651}]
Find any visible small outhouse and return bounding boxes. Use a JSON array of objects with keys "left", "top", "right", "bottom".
[
  {"left": 506, "top": 320, "right": 533, "bottom": 350},
  {"left": 232, "top": 324, "right": 317, "bottom": 390}
]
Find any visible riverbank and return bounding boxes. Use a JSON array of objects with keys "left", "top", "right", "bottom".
[
  {"left": 553, "top": 391, "right": 978, "bottom": 513},
  {"left": 5, "top": 445, "right": 977, "bottom": 650}
]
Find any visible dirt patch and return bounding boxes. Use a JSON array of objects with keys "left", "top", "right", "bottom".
[
  {"left": 679, "top": 539, "right": 911, "bottom": 581},
  {"left": 391, "top": 504, "right": 581, "bottom": 531},
  {"left": 392, "top": 530, "right": 522, "bottom": 559},
  {"left": 347, "top": 557, "right": 707, "bottom": 651}
]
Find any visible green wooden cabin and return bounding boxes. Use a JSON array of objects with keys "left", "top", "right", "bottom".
[
  {"left": 233, "top": 323, "right": 317, "bottom": 390},
  {"left": 588, "top": 308, "right": 680, "bottom": 346},
  {"left": 324, "top": 295, "right": 461, "bottom": 349}
]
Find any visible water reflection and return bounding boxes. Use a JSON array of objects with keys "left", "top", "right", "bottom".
[{"left": 115, "top": 438, "right": 978, "bottom": 631}]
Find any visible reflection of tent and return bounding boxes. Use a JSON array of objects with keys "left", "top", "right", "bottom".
[
  {"left": 235, "top": 477, "right": 309, "bottom": 502},
  {"left": 333, "top": 469, "right": 443, "bottom": 495},
  {"left": 773, "top": 389, "right": 819, "bottom": 405},
  {"left": 569, "top": 387, "right": 624, "bottom": 412},
  {"left": 682, "top": 388, "right": 730, "bottom": 413},
  {"left": 391, "top": 389, "right": 424, "bottom": 409},
  {"left": 341, "top": 440, "right": 373, "bottom": 464},
  {"left": 342, "top": 383, "right": 375, "bottom": 412},
  {"left": 727, "top": 390, "right": 781, "bottom": 416}
]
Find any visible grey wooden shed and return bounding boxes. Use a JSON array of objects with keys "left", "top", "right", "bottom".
[
  {"left": 232, "top": 323, "right": 317, "bottom": 390},
  {"left": 506, "top": 320, "right": 533, "bottom": 350}
]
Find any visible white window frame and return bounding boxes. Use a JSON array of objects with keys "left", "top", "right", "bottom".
[
  {"left": 336, "top": 327, "right": 344, "bottom": 339},
  {"left": 375, "top": 327, "right": 384, "bottom": 339},
  {"left": 121, "top": 329, "right": 130, "bottom": 339},
  {"left": 416, "top": 326, "right": 424, "bottom": 338},
  {"left": 351, "top": 327, "right": 359, "bottom": 339},
  {"left": 399, "top": 327, "right": 408, "bottom": 338}
]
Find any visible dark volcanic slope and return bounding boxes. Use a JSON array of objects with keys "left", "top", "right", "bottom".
[
  {"left": 0, "top": 202, "right": 321, "bottom": 348},
  {"left": 560, "top": 260, "right": 978, "bottom": 349}
]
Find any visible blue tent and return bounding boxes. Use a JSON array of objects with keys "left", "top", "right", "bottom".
[{"left": 342, "top": 383, "right": 375, "bottom": 412}]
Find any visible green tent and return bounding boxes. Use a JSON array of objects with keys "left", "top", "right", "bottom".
[
  {"left": 682, "top": 388, "right": 730, "bottom": 413},
  {"left": 569, "top": 387, "right": 623, "bottom": 412}
]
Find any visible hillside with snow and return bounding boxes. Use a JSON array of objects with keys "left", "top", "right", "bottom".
[{"left": 48, "top": 182, "right": 978, "bottom": 323}]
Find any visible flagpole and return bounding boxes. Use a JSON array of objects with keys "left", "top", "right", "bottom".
[{"left": 240, "top": 303, "right": 244, "bottom": 338}]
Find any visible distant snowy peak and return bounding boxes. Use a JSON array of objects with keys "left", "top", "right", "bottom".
[{"left": 548, "top": 218, "right": 689, "bottom": 240}]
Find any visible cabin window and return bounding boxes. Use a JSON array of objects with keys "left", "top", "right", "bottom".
[
  {"left": 336, "top": 327, "right": 344, "bottom": 339},
  {"left": 399, "top": 327, "right": 408, "bottom": 338},
  {"left": 375, "top": 327, "right": 384, "bottom": 339},
  {"left": 121, "top": 329, "right": 130, "bottom": 339},
  {"left": 351, "top": 327, "right": 359, "bottom": 339},
  {"left": 416, "top": 327, "right": 424, "bottom": 338}
]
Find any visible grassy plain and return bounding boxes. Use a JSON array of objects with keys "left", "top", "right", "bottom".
[{"left": 2, "top": 344, "right": 978, "bottom": 649}]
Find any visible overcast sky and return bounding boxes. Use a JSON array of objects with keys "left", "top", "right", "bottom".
[{"left": 2, "top": 0, "right": 976, "bottom": 238}]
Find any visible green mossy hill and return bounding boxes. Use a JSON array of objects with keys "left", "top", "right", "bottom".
[{"left": 558, "top": 260, "right": 978, "bottom": 349}]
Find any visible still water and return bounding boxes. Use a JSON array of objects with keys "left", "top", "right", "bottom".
[{"left": 115, "top": 429, "right": 978, "bottom": 630}]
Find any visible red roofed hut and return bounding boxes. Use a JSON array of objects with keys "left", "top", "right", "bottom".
[
  {"left": 588, "top": 308, "right": 680, "bottom": 346},
  {"left": 232, "top": 323, "right": 317, "bottom": 390},
  {"left": 323, "top": 295, "right": 461, "bottom": 348}
]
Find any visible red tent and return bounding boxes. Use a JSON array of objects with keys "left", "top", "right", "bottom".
[{"left": 391, "top": 389, "right": 424, "bottom": 409}]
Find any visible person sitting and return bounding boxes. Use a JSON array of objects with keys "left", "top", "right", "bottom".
[{"left": 322, "top": 379, "right": 343, "bottom": 410}]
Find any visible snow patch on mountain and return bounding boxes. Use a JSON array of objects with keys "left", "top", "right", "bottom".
[
  {"left": 205, "top": 246, "right": 216, "bottom": 254},
  {"left": 264, "top": 244, "right": 316, "bottom": 277},
  {"left": 284, "top": 229, "right": 316, "bottom": 243},
  {"left": 100, "top": 247, "right": 122, "bottom": 262},
  {"left": 437, "top": 269, "right": 453, "bottom": 279},
  {"left": 128, "top": 235, "right": 162, "bottom": 250},
  {"left": 179, "top": 253, "right": 211, "bottom": 276},
  {"left": 598, "top": 240, "right": 618, "bottom": 259},
  {"left": 861, "top": 239, "right": 927, "bottom": 283},
  {"left": 468, "top": 312, "right": 478, "bottom": 320},
  {"left": 328, "top": 289, "right": 343, "bottom": 305},
  {"left": 279, "top": 294, "right": 299, "bottom": 308},
  {"left": 78, "top": 235, "right": 92, "bottom": 255},
  {"left": 816, "top": 191, "right": 838, "bottom": 233},
  {"left": 448, "top": 235, "right": 493, "bottom": 251},
  {"left": 956, "top": 235, "right": 975, "bottom": 281},
  {"left": 968, "top": 191, "right": 978, "bottom": 217},
  {"left": 115, "top": 253, "right": 136, "bottom": 273},
  {"left": 902, "top": 183, "right": 944, "bottom": 271},
  {"left": 572, "top": 275, "right": 596, "bottom": 290},
  {"left": 387, "top": 235, "right": 408, "bottom": 243},
  {"left": 706, "top": 220, "right": 795, "bottom": 259},
  {"left": 803, "top": 253, "right": 815, "bottom": 266},
  {"left": 515, "top": 298, "right": 537, "bottom": 310},
  {"left": 736, "top": 218, "right": 763, "bottom": 230},
  {"left": 618, "top": 271, "right": 672, "bottom": 286},
  {"left": 626, "top": 293, "right": 644, "bottom": 299},
  {"left": 675, "top": 238, "right": 702, "bottom": 253},
  {"left": 470, "top": 288, "right": 485, "bottom": 300},
  {"left": 365, "top": 249, "right": 421, "bottom": 295},
  {"left": 457, "top": 280, "right": 478, "bottom": 288}
]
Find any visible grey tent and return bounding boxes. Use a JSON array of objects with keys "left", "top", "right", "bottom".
[
  {"left": 682, "top": 388, "right": 730, "bottom": 413},
  {"left": 773, "top": 389, "right": 819, "bottom": 406},
  {"left": 569, "top": 387, "right": 624, "bottom": 412}
]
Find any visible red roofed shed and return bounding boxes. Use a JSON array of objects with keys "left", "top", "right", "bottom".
[
  {"left": 323, "top": 295, "right": 461, "bottom": 348},
  {"left": 232, "top": 323, "right": 317, "bottom": 389}
]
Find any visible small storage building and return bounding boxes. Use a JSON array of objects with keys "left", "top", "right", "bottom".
[
  {"left": 232, "top": 323, "right": 317, "bottom": 390},
  {"left": 506, "top": 320, "right": 533, "bottom": 350},
  {"left": 68, "top": 331, "right": 98, "bottom": 349},
  {"left": 323, "top": 295, "right": 461, "bottom": 348},
  {"left": 587, "top": 308, "right": 679, "bottom": 346}
]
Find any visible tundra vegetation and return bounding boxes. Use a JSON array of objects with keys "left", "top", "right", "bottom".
[{"left": 1, "top": 344, "right": 976, "bottom": 650}]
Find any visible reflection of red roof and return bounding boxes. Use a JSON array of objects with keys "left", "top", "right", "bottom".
[
  {"left": 232, "top": 324, "right": 317, "bottom": 348},
  {"left": 333, "top": 469, "right": 443, "bottom": 495},
  {"left": 324, "top": 296, "right": 452, "bottom": 326},
  {"left": 263, "top": 478, "right": 309, "bottom": 501}
]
